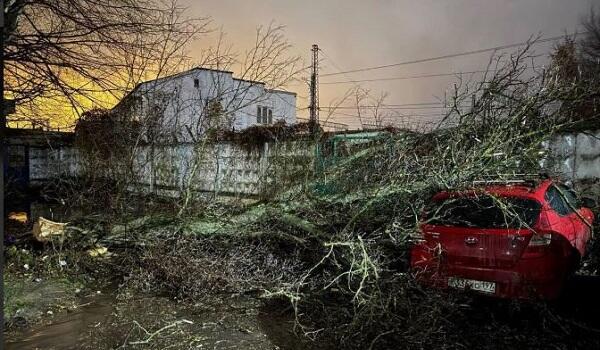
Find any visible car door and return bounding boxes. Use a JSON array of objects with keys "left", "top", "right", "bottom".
[{"left": 556, "top": 184, "right": 593, "bottom": 255}]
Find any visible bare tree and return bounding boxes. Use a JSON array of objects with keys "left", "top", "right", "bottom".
[
  {"left": 581, "top": 7, "right": 600, "bottom": 65},
  {"left": 371, "top": 92, "right": 390, "bottom": 127},
  {"left": 578, "top": 8, "right": 600, "bottom": 119},
  {"left": 4, "top": 0, "right": 210, "bottom": 129},
  {"left": 351, "top": 87, "right": 391, "bottom": 129}
]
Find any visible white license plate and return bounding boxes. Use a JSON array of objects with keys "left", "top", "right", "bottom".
[{"left": 448, "top": 277, "right": 496, "bottom": 294}]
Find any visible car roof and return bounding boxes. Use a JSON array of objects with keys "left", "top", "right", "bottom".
[{"left": 432, "top": 179, "right": 554, "bottom": 201}]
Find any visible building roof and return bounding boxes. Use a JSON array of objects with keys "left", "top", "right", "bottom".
[
  {"left": 266, "top": 88, "right": 297, "bottom": 96},
  {"left": 136, "top": 67, "right": 234, "bottom": 89},
  {"left": 233, "top": 77, "right": 266, "bottom": 86},
  {"left": 113, "top": 67, "right": 298, "bottom": 111}
]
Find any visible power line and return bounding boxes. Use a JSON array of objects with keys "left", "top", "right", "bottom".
[
  {"left": 322, "top": 104, "right": 437, "bottom": 108},
  {"left": 320, "top": 55, "right": 544, "bottom": 85},
  {"left": 327, "top": 113, "right": 447, "bottom": 120},
  {"left": 322, "top": 101, "right": 456, "bottom": 108},
  {"left": 370, "top": 102, "right": 446, "bottom": 106},
  {"left": 322, "top": 105, "right": 458, "bottom": 110},
  {"left": 321, "top": 52, "right": 546, "bottom": 85},
  {"left": 321, "top": 70, "right": 490, "bottom": 85},
  {"left": 319, "top": 49, "right": 348, "bottom": 77},
  {"left": 320, "top": 100, "right": 479, "bottom": 111},
  {"left": 321, "top": 33, "right": 583, "bottom": 77},
  {"left": 320, "top": 48, "right": 365, "bottom": 89}
]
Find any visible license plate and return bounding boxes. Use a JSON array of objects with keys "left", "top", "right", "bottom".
[{"left": 448, "top": 277, "right": 496, "bottom": 294}]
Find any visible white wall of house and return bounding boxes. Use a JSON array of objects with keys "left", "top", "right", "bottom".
[{"left": 128, "top": 68, "right": 297, "bottom": 141}]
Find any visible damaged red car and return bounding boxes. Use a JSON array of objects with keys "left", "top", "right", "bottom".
[{"left": 410, "top": 178, "right": 595, "bottom": 299}]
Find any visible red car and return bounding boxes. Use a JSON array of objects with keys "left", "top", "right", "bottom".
[{"left": 411, "top": 178, "right": 595, "bottom": 299}]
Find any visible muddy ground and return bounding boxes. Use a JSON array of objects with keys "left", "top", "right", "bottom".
[
  {"left": 5, "top": 285, "right": 313, "bottom": 350},
  {"left": 6, "top": 270, "right": 600, "bottom": 350},
  {"left": 2, "top": 200, "right": 320, "bottom": 350},
  {"left": 4, "top": 253, "right": 317, "bottom": 350}
]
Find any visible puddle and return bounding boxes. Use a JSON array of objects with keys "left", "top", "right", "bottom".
[
  {"left": 5, "top": 291, "right": 317, "bottom": 350},
  {"left": 5, "top": 293, "right": 113, "bottom": 350}
]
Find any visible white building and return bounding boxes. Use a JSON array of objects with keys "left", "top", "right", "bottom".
[{"left": 116, "top": 67, "right": 297, "bottom": 142}]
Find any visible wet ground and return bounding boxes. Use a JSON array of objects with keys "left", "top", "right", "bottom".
[
  {"left": 3, "top": 198, "right": 318, "bottom": 350},
  {"left": 6, "top": 274, "right": 600, "bottom": 350},
  {"left": 5, "top": 289, "right": 316, "bottom": 350},
  {"left": 5, "top": 292, "right": 113, "bottom": 350}
]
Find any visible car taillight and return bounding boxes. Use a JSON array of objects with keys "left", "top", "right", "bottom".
[{"left": 528, "top": 233, "right": 552, "bottom": 247}]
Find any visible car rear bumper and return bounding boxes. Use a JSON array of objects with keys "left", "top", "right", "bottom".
[{"left": 411, "top": 243, "right": 566, "bottom": 299}]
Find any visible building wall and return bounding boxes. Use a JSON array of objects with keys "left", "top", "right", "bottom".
[{"left": 131, "top": 69, "right": 297, "bottom": 141}]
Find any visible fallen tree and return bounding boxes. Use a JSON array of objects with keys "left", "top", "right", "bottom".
[{"left": 255, "top": 41, "right": 600, "bottom": 349}]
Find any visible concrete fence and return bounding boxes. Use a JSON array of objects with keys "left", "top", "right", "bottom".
[
  {"left": 27, "top": 129, "right": 600, "bottom": 198},
  {"left": 29, "top": 147, "right": 80, "bottom": 185},
  {"left": 544, "top": 129, "right": 600, "bottom": 197},
  {"left": 29, "top": 140, "right": 314, "bottom": 197},
  {"left": 545, "top": 130, "right": 600, "bottom": 180}
]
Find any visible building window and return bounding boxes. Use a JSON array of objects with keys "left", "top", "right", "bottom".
[
  {"left": 193, "top": 78, "right": 199, "bottom": 88},
  {"left": 257, "top": 106, "right": 273, "bottom": 124}
]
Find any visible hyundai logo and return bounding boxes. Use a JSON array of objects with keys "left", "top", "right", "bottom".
[{"left": 465, "top": 237, "right": 478, "bottom": 245}]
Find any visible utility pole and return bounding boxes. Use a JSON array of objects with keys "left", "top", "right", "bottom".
[{"left": 309, "top": 44, "right": 319, "bottom": 134}]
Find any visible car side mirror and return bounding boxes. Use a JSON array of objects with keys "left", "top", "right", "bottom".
[{"left": 581, "top": 197, "right": 597, "bottom": 209}]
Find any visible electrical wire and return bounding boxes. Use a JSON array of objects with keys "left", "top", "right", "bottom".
[
  {"left": 321, "top": 70, "right": 490, "bottom": 84},
  {"left": 321, "top": 33, "right": 585, "bottom": 77}
]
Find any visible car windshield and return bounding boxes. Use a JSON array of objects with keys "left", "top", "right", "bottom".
[{"left": 425, "top": 195, "right": 541, "bottom": 229}]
